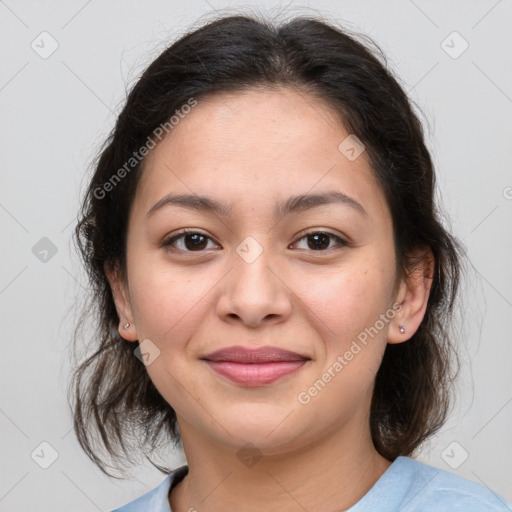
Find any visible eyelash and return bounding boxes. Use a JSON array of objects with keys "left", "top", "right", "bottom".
[{"left": 161, "top": 229, "right": 348, "bottom": 253}]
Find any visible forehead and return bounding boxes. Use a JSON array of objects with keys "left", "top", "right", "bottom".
[
  {"left": 134, "top": 87, "right": 387, "bottom": 219},
  {"left": 145, "top": 87, "right": 348, "bottom": 168}
]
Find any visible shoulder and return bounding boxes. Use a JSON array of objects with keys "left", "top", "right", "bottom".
[
  {"left": 110, "top": 465, "right": 188, "bottom": 512},
  {"left": 390, "top": 456, "right": 511, "bottom": 511}
]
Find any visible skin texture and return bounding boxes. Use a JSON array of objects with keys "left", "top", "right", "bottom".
[{"left": 107, "top": 87, "right": 433, "bottom": 512}]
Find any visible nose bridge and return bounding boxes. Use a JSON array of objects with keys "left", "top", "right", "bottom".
[
  {"left": 232, "top": 234, "right": 276, "bottom": 299},
  {"left": 218, "top": 235, "right": 291, "bottom": 326}
]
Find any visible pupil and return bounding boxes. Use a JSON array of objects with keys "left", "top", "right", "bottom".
[
  {"left": 185, "top": 234, "right": 207, "bottom": 251},
  {"left": 308, "top": 233, "right": 329, "bottom": 250}
]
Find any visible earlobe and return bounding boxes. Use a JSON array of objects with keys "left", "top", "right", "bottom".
[
  {"left": 388, "top": 249, "right": 434, "bottom": 344},
  {"left": 104, "top": 262, "right": 138, "bottom": 342},
  {"left": 119, "top": 320, "right": 137, "bottom": 342}
]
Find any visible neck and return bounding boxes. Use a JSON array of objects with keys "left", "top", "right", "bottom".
[{"left": 169, "top": 417, "right": 392, "bottom": 512}]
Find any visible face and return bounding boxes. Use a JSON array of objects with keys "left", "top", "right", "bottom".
[{"left": 110, "top": 87, "right": 417, "bottom": 456}]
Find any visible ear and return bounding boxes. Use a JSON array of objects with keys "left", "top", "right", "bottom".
[
  {"left": 388, "top": 248, "right": 434, "bottom": 344},
  {"left": 104, "top": 261, "right": 138, "bottom": 342}
]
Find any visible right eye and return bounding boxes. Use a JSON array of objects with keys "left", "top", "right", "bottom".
[{"left": 161, "top": 230, "right": 220, "bottom": 252}]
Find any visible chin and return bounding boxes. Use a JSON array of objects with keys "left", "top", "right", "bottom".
[{"left": 212, "top": 410, "right": 310, "bottom": 451}]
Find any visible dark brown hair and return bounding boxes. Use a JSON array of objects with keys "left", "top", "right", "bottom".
[{"left": 70, "top": 13, "right": 462, "bottom": 478}]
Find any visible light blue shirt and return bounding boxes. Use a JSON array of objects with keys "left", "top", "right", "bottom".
[{"left": 111, "top": 456, "right": 511, "bottom": 511}]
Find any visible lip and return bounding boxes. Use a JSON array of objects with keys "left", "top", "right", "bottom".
[
  {"left": 201, "top": 345, "right": 310, "bottom": 386},
  {"left": 203, "top": 345, "right": 309, "bottom": 363}
]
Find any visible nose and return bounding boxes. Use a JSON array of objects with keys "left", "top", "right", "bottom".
[{"left": 216, "top": 249, "right": 292, "bottom": 329}]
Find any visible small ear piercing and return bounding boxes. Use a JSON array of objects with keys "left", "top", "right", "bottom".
[
  {"left": 123, "top": 323, "right": 131, "bottom": 329},
  {"left": 399, "top": 325, "right": 405, "bottom": 335}
]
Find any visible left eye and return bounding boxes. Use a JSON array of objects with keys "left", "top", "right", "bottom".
[{"left": 292, "top": 231, "right": 347, "bottom": 251}]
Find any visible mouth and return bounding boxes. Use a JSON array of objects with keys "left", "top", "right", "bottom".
[{"left": 201, "top": 345, "right": 310, "bottom": 387}]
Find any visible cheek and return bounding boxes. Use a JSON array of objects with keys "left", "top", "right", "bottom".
[
  {"left": 294, "top": 262, "right": 395, "bottom": 344},
  {"left": 128, "top": 260, "right": 210, "bottom": 344},
  {"left": 127, "top": 266, "right": 213, "bottom": 412},
  {"left": 291, "top": 265, "right": 394, "bottom": 411}
]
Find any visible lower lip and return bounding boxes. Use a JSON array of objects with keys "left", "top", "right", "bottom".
[{"left": 204, "top": 360, "right": 308, "bottom": 386}]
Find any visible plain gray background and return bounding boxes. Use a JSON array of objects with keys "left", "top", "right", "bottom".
[{"left": 1, "top": 0, "right": 511, "bottom": 510}]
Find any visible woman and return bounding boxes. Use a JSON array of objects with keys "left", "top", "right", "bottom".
[{"left": 70, "top": 13, "right": 510, "bottom": 511}]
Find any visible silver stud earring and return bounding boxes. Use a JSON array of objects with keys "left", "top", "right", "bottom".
[
  {"left": 123, "top": 323, "right": 131, "bottom": 329},
  {"left": 399, "top": 325, "right": 405, "bottom": 334}
]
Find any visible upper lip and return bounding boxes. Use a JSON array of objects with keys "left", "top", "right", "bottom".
[{"left": 202, "top": 345, "right": 310, "bottom": 363}]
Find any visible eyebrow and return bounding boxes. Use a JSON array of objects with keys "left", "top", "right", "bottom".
[{"left": 146, "top": 190, "right": 367, "bottom": 219}]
